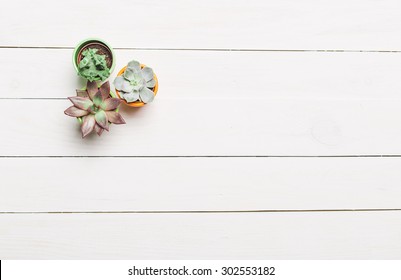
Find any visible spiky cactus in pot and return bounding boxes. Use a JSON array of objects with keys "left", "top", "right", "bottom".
[
  {"left": 64, "top": 81, "right": 126, "bottom": 138},
  {"left": 78, "top": 48, "right": 110, "bottom": 82}
]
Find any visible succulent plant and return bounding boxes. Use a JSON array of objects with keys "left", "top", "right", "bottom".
[
  {"left": 113, "top": 60, "right": 156, "bottom": 103},
  {"left": 78, "top": 48, "right": 110, "bottom": 82},
  {"left": 64, "top": 81, "right": 126, "bottom": 138}
]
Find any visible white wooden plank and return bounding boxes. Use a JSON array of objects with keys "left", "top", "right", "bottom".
[
  {"left": 0, "top": 212, "right": 400, "bottom": 259},
  {"left": 2, "top": 49, "right": 401, "bottom": 155},
  {"left": 2, "top": 99, "right": 401, "bottom": 155},
  {"left": 1, "top": 158, "right": 401, "bottom": 212},
  {"left": 1, "top": 0, "right": 401, "bottom": 50},
  {"left": 2, "top": 48, "right": 401, "bottom": 99}
]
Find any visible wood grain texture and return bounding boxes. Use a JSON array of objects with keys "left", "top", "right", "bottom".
[
  {"left": 1, "top": 157, "right": 401, "bottom": 212},
  {"left": 2, "top": 48, "right": 401, "bottom": 99},
  {"left": 1, "top": 0, "right": 401, "bottom": 260},
  {"left": 2, "top": 99, "right": 401, "bottom": 155},
  {"left": 2, "top": 49, "right": 401, "bottom": 155},
  {"left": 0, "top": 212, "right": 400, "bottom": 259},
  {"left": 1, "top": 0, "right": 401, "bottom": 50}
]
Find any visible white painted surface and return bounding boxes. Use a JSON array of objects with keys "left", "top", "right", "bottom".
[
  {"left": 1, "top": 0, "right": 401, "bottom": 50},
  {"left": 0, "top": 212, "right": 400, "bottom": 259},
  {"left": 1, "top": 157, "right": 401, "bottom": 212},
  {"left": 0, "top": 0, "right": 401, "bottom": 259},
  {"left": 3, "top": 99, "right": 401, "bottom": 155},
  {"left": 3, "top": 49, "right": 401, "bottom": 99}
]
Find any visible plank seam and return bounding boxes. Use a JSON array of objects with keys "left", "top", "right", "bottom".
[
  {"left": 0, "top": 46, "right": 400, "bottom": 53},
  {"left": 1, "top": 209, "right": 401, "bottom": 214},
  {"left": 2, "top": 155, "right": 401, "bottom": 158}
]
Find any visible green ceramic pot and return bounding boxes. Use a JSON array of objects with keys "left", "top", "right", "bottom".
[{"left": 72, "top": 38, "right": 116, "bottom": 80}]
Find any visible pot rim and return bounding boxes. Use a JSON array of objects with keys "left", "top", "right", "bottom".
[{"left": 115, "top": 65, "right": 159, "bottom": 107}]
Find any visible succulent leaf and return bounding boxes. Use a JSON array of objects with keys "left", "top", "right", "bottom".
[
  {"left": 141, "top": 67, "right": 154, "bottom": 81},
  {"left": 68, "top": 96, "right": 93, "bottom": 110},
  {"left": 100, "top": 98, "right": 121, "bottom": 111},
  {"left": 114, "top": 76, "right": 125, "bottom": 91},
  {"left": 95, "top": 110, "right": 109, "bottom": 131},
  {"left": 81, "top": 115, "right": 96, "bottom": 138},
  {"left": 95, "top": 123, "right": 104, "bottom": 136},
  {"left": 123, "top": 67, "right": 137, "bottom": 81},
  {"left": 87, "top": 105, "right": 97, "bottom": 114},
  {"left": 82, "top": 48, "right": 98, "bottom": 56},
  {"left": 64, "top": 106, "right": 90, "bottom": 117},
  {"left": 122, "top": 80, "right": 134, "bottom": 92},
  {"left": 86, "top": 81, "right": 98, "bottom": 100},
  {"left": 132, "top": 80, "right": 145, "bottom": 91},
  {"left": 99, "top": 81, "right": 110, "bottom": 99},
  {"left": 106, "top": 111, "right": 126, "bottom": 124},
  {"left": 76, "top": 89, "right": 89, "bottom": 98},
  {"left": 79, "top": 57, "right": 90, "bottom": 68},
  {"left": 127, "top": 60, "right": 141, "bottom": 71},
  {"left": 93, "top": 91, "right": 104, "bottom": 107},
  {"left": 146, "top": 78, "right": 156, "bottom": 88},
  {"left": 139, "top": 87, "right": 155, "bottom": 103},
  {"left": 123, "top": 92, "right": 140, "bottom": 103}
]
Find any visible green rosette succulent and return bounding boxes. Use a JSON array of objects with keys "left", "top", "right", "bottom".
[
  {"left": 78, "top": 48, "right": 110, "bottom": 82},
  {"left": 64, "top": 81, "right": 126, "bottom": 138},
  {"left": 113, "top": 60, "right": 156, "bottom": 103}
]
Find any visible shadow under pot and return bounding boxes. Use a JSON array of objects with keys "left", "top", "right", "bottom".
[{"left": 72, "top": 38, "right": 115, "bottom": 82}]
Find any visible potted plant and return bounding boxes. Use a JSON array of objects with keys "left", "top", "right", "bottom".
[
  {"left": 72, "top": 38, "right": 115, "bottom": 82},
  {"left": 113, "top": 60, "right": 159, "bottom": 107},
  {"left": 64, "top": 81, "right": 126, "bottom": 138}
]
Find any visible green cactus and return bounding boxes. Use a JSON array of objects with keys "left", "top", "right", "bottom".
[{"left": 78, "top": 48, "right": 110, "bottom": 82}]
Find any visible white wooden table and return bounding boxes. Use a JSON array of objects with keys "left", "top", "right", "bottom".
[{"left": 1, "top": 0, "right": 401, "bottom": 259}]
